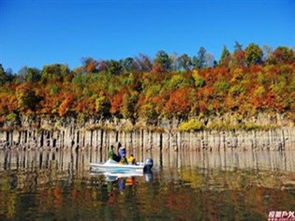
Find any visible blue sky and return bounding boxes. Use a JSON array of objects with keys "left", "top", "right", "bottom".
[{"left": 1, "top": 0, "right": 295, "bottom": 72}]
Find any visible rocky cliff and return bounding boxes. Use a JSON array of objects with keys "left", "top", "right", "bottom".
[{"left": 0, "top": 115, "right": 294, "bottom": 151}]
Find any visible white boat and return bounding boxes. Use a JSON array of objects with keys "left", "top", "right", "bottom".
[{"left": 90, "top": 158, "right": 153, "bottom": 173}]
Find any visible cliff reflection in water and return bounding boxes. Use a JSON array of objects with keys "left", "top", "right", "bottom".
[
  {"left": 1, "top": 149, "right": 295, "bottom": 220},
  {"left": 1, "top": 149, "right": 295, "bottom": 172}
]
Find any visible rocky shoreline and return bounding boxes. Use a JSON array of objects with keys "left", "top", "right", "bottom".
[{"left": 0, "top": 115, "right": 294, "bottom": 151}]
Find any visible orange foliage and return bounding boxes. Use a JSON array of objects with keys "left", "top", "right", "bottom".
[
  {"left": 58, "top": 94, "right": 74, "bottom": 116},
  {"left": 233, "top": 50, "right": 245, "bottom": 65},
  {"left": 0, "top": 53, "right": 294, "bottom": 122},
  {"left": 164, "top": 88, "right": 192, "bottom": 118},
  {"left": 152, "top": 64, "right": 163, "bottom": 73},
  {"left": 110, "top": 93, "right": 123, "bottom": 115},
  {"left": 75, "top": 97, "right": 96, "bottom": 115}
]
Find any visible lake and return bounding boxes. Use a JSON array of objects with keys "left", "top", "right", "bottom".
[{"left": 1, "top": 149, "right": 295, "bottom": 220}]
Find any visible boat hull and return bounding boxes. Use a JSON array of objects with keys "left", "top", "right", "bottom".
[{"left": 90, "top": 162, "right": 144, "bottom": 173}]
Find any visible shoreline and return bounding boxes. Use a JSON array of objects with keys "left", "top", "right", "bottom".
[{"left": 1, "top": 117, "right": 294, "bottom": 151}]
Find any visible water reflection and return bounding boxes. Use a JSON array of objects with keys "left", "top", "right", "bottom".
[
  {"left": 90, "top": 170, "right": 153, "bottom": 183},
  {"left": 1, "top": 149, "right": 295, "bottom": 173},
  {"left": 0, "top": 149, "right": 295, "bottom": 220}
]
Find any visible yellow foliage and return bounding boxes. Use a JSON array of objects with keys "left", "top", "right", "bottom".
[{"left": 178, "top": 119, "right": 204, "bottom": 131}]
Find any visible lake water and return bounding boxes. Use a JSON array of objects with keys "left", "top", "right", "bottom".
[{"left": 1, "top": 149, "right": 295, "bottom": 220}]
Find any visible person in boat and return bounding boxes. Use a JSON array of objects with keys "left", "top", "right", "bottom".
[
  {"left": 119, "top": 155, "right": 128, "bottom": 164},
  {"left": 116, "top": 142, "right": 122, "bottom": 152},
  {"left": 114, "top": 142, "right": 127, "bottom": 163},
  {"left": 128, "top": 154, "right": 136, "bottom": 165},
  {"left": 108, "top": 145, "right": 119, "bottom": 162},
  {"left": 118, "top": 145, "right": 126, "bottom": 159},
  {"left": 108, "top": 145, "right": 115, "bottom": 159},
  {"left": 114, "top": 142, "right": 122, "bottom": 161}
]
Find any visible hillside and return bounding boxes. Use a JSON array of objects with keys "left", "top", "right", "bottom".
[{"left": 0, "top": 44, "right": 295, "bottom": 131}]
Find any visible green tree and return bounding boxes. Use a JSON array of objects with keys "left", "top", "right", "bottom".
[
  {"left": 177, "top": 54, "right": 192, "bottom": 71},
  {"left": 193, "top": 47, "right": 206, "bottom": 69},
  {"left": 4, "top": 68, "right": 15, "bottom": 82},
  {"left": 107, "top": 60, "right": 123, "bottom": 75},
  {"left": 120, "top": 57, "right": 138, "bottom": 72},
  {"left": 18, "top": 66, "right": 41, "bottom": 82},
  {"left": 16, "top": 84, "right": 41, "bottom": 112},
  {"left": 121, "top": 91, "right": 139, "bottom": 121},
  {"left": 192, "top": 70, "right": 205, "bottom": 87},
  {"left": 95, "top": 95, "right": 111, "bottom": 118},
  {"left": 154, "top": 50, "right": 172, "bottom": 72},
  {"left": 219, "top": 46, "right": 231, "bottom": 66},
  {"left": 214, "top": 79, "right": 230, "bottom": 92},
  {"left": 245, "top": 43, "right": 263, "bottom": 65},
  {"left": 41, "top": 64, "right": 70, "bottom": 83},
  {"left": 0, "top": 64, "right": 6, "bottom": 85},
  {"left": 139, "top": 103, "right": 159, "bottom": 124}
]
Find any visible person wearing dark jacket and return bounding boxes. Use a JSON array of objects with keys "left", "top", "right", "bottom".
[{"left": 108, "top": 145, "right": 119, "bottom": 162}]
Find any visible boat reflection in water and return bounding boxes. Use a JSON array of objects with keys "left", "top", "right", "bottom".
[{"left": 90, "top": 169, "right": 153, "bottom": 190}]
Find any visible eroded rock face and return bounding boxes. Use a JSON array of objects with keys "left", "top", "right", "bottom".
[{"left": 0, "top": 115, "right": 294, "bottom": 151}]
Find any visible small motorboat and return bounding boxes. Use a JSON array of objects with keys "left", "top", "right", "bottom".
[{"left": 90, "top": 158, "right": 153, "bottom": 173}]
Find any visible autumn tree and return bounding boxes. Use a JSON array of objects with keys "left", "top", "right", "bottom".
[
  {"left": 110, "top": 93, "right": 124, "bottom": 116},
  {"left": 107, "top": 60, "right": 123, "bottom": 75},
  {"left": 120, "top": 57, "right": 138, "bottom": 72},
  {"left": 153, "top": 50, "right": 172, "bottom": 72},
  {"left": 0, "top": 43, "right": 295, "bottom": 122},
  {"left": 41, "top": 64, "right": 70, "bottom": 83},
  {"left": 219, "top": 46, "right": 231, "bottom": 66},
  {"left": 139, "top": 102, "right": 159, "bottom": 124},
  {"left": 245, "top": 43, "right": 263, "bottom": 66},
  {"left": 177, "top": 54, "right": 192, "bottom": 71},
  {"left": 81, "top": 57, "right": 98, "bottom": 73},
  {"left": 269, "top": 46, "right": 294, "bottom": 64},
  {"left": 231, "top": 41, "right": 246, "bottom": 66},
  {"left": 192, "top": 70, "right": 205, "bottom": 88},
  {"left": 163, "top": 88, "right": 192, "bottom": 119},
  {"left": 16, "top": 84, "right": 41, "bottom": 112},
  {"left": 58, "top": 94, "right": 74, "bottom": 116},
  {"left": 121, "top": 91, "right": 139, "bottom": 122},
  {"left": 18, "top": 66, "right": 41, "bottom": 82},
  {"left": 95, "top": 95, "right": 111, "bottom": 118}
]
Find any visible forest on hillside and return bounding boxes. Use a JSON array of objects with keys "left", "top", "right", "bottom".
[{"left": 0, "top": 42, "right": 295, "bottom": 128}]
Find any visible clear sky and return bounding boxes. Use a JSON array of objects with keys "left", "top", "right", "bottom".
[{"left": 1, "top": 0, "right": 295, "bottom": 72}]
